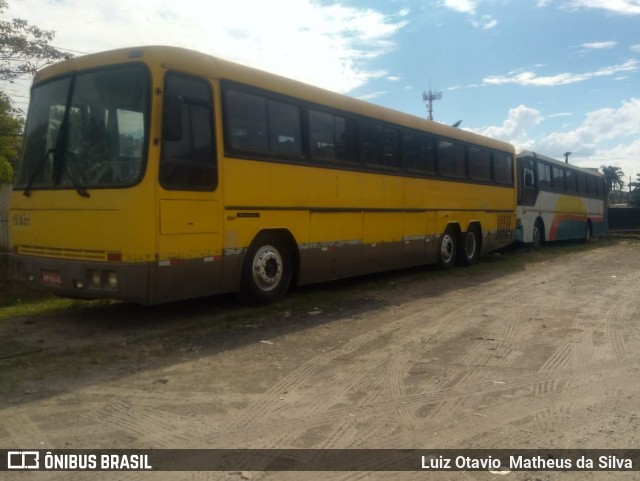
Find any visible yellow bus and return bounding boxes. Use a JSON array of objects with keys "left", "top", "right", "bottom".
[{"left": 10, "top": 46, "right": 516, "bottom": 305}]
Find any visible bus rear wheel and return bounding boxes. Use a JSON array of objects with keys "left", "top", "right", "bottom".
[
  {"left": 438, "top": 226, "right": 457, "bottom": 269},
  {"left": 239, "top": 234, "right": 292, "bottom": 305},
  {"left": 457, "top": 227, "right": 480, "bottom": 266}
]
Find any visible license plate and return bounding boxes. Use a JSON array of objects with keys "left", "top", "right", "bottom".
[{"left": 41, "top": 270, "right": 62, "bottom": 286}]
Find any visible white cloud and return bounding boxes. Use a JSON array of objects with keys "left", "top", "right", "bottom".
[
  {"left": 630, "top": 44, "right": 640, "bottom": 52},
  {"left": 357, "top": 91, "right": 388, "bottom": 100},
  {"left": 472, "top": 14, "right": 499, "bottom": 29},
  {"left": 584, "top": 139, "right": 640, "bottom": 176},
  {"left": 484, "top": 59, "right": 639, "bottom": 86},
  {"left": 441, "top": 0, "right": 498, "bottom": 29},
  {"left": 443, "top": 0, "right": 477, "bottom": 14},
  {"left": 475, "top": 105, "right": 544, "bottom": 142},
  {"left": 536, "top": 98, "right": 640, "bottom": 155},
  {"left": 569, "top": 0, "right": 640, "bottom": 15},
  {"left": 6, "top": 0, "right": 408, "bottom": 94},
  {"left": 581, "top": 41, "right": 618, "bottom": 49},
  {"left": 474, "top": 99, "right": 640, "bottom": 176},
  {"left": 547, "top": 112, "right": 573, "bottom": 119}
]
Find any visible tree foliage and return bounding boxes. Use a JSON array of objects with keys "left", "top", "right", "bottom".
[
  {"left": 600, "top": 165, "right": 625, "bottom": 205},
  {"left": 0, "top": 89, "right": 21, "bottom": 181},
  {"left": 0, "top": 0, "right": 72, "bottom": 183},
  {"left": 0, "top": 0, "right": 71, "bottom": 83},
  {"left": 600, "top": 165, "right": 625, "bottom": 192}
]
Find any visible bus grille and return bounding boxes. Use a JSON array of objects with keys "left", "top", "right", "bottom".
[
  {"left": 19, "top": 245, "right": 107, "bottom": 261},
  {"left": 496, "top": 214, "right": 513, "bottom": 240}
]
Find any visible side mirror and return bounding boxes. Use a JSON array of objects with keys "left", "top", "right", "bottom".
[{"left": 163, "top": 95, "right": 183, "bottom": 142}]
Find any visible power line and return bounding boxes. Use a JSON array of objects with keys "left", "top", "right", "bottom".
[{"left": 51, "top": 44, "right": 92, "bottom": 56}]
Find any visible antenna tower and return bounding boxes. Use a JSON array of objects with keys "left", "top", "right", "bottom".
[{"left": 422, "top": 89, "right": 442, "bottom": 121}]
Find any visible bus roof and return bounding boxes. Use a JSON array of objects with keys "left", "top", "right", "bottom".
[
  {"left": 518, "top": 150, "right": 604, "bottom": 178},
  {"left": 33, "top": 45, "right": 515, "bottom": 155}
]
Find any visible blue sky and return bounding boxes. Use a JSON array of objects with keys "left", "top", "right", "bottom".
[{"left": 4, "top": 0, "right": 640, "bottom": 184}]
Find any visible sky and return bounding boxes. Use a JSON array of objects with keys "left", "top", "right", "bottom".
[{"left": 4, "top": 0, "right": 640, "bottom": 185}]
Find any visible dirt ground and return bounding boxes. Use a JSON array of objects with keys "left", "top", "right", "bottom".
[{"left": 1, "top": 237, "right": 639, "bottom": 480}]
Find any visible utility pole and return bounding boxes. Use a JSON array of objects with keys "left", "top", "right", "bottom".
[{"left": 422, "top": 89, "right": 442, "bottom": 121}]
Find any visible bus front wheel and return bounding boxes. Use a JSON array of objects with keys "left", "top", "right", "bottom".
[
  {"left": 532, "top": 220, "right": 544, "bottom": 249},
  {"left": 239, "top": 234, "right": 292, "bottom": 305}
]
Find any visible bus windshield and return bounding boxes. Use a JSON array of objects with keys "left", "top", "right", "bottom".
[{"left": 16, "top": 64, "right": 149, "bottom": 192}]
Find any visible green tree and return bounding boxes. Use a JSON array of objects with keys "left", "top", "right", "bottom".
[
  {"left": 600, "top": 165, "right": 625, "bottom": 205},
  {"left": 0, "top": 0, "right": 71, "bottom": 183},
  {"left": 0, "top": 89, "right": 21, "bottom": 182},
  {"left": 0, "top": 0, "right": 71, "bottom": 83}
]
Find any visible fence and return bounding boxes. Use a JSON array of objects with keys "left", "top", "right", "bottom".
[{"left": 608, "top": 207, "right": 640, "bottom": 232}]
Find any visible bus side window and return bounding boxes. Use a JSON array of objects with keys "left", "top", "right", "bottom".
[
  {"left": 521, "top": 165, "right": 537, "bottom": 205},
  {"left": 492, "top": 153, "right": 513, "bottom": 185},
  {"left": 361, "top": 121, "right": 383, "bottom": 165},
  {"left": 577, "top": 173, "right": 588, "bottom": 194},
  {"left": 268, "top": 99, "right": 302, "bottom": 158},
  {"left": 587, "top": 176, "right": 597, "bottom": 196},
  {"left": 225, "top": 89, "right": 268, "bottom": 152},
  {"left": 552, "top": 166, "right": 565, "bottom": 191},
  {"left": 537, "top": 162, "right": 551, "bottom": 189},
  {"left": 469, "top": 147, "right": 491, "bottom": 182},
  {"left": 438, "top": 140, "right": 466, "bottom": 178},
  {"left": 308, "top": 109, "right": 358, "bottom": 163},
  {"left": 404, "top": 130, "right": 435, "bottom": 174},
  {"left": 565, "top": 169, "right": 577, "bottom": 192},
  {"left": 160, "top": 72, "right": 217, "bottom": 191}
]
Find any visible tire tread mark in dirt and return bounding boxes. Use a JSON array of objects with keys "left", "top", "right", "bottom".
[
  {"left": 219, "top": 359, "right": 637, "bottom": 444},
  {"left": 385, "top": 348, "right": 419, "bottom": 431},
  {"left": 255, "top": 322, "right": 451, "bottom": 451},
  {"left": 92, "top": 399, "right": 192, "bottom": 445},
  {"left": 226, "top": 267, "right": 579, "bottom": 447},
  {"left": 225, "top": 269, "right": 547, "bottom": 435},
  {"left": 226, "top": 308, "right": 446, "bottom": 432},
  {"left": 313, "top": 286, "right": 534, "bottom": 446},
  {"left": 418, "top": 320, "right": 520, "bottom": 424},
  {"left": 2, "top": 413, "right": 50, "bottom": 447}
]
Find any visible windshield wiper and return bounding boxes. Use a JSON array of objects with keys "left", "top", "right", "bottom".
[
  {"left": 64, "top": 160, "right": 90, "bottom": 198},
  {"left": 23, "top": 148, "right": 90, "bottom": 198},
  {"left": 23, "top": 148, "right": 55, "bottom": 197}
]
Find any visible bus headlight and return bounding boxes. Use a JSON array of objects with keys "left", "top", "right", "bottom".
[
  {"left": 91, "top": 270, "right": 102, "bottom": 288},
  {"left": 107, "top": 271, "right": 118, "bottom": 289}
]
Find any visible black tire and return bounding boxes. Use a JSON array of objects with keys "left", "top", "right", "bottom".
[
  {"left": 438, "top": 226, "right": 457, "bottom": 269},
  {"left": 457, "top": 227, "right": 480, "bottom": 266},
  {"left": 239, "top": 234, "right": 292, "bottom": 305},
  {"left": 583, "top": 222, "right": 592, "bottom": 243},
  {"left": 532, "top": 220, "right": 544, "bottom": 249}
]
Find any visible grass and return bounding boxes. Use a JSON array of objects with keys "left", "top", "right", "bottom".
[{"left": 0, "top": 281, "right": 96, "bottom": 320}]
